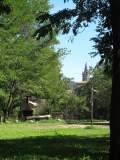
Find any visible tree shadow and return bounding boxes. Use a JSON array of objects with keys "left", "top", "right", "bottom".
[{"left": 0, "top": 135, "right": 109, "bottom": 160}]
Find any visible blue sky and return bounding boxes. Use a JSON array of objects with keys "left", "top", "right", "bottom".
[{"left": 50, "top": 0, "right": 100, "bottom": 82}]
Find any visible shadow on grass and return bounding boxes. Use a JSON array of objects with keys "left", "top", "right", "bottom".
[{"left": 0, "top": 136, "right": 109, "bottom": 160}]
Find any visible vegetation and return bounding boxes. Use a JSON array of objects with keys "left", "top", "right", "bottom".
[
  {"left": 34, "top": 0, "right": 120, "bottom": 159},
  {"left": 0, "top": 0, "right": 11, "bottom": 15},
  {"left": 91, "top": 67, "right": 111, "bottom": 120},
  {"left": 0, "top": 0, "right": 67, "bottom": 122},
  {"left": 0, "top": 121, "right": 109, "bottom": 160},
  {"left": 75, "top": 66, "right": 111, "bottom": 120},
  {"left": 0, "top": 0, "right": 112, "bottom": 123},
  {"left": 0, "top": 1, "right": 112, "bottom": 159}
]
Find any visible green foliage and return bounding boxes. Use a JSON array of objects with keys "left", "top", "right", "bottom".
[
  {"left": 35, "top": 0, "right": 112, "bottom": 75},
  {"left": 0, "top": 0, "right": 66, "bottom": 122},
  {"left": 50, "top": 81, "right": 90, "bottom": 120},
  {"left": 91, "top": 66, "right": 112, "bottom": 119},
  {"left": 35, "top": 0, "right": 109, "bottom": 36},
  {"left": 0, "top": 0, "right": 11, "bottom": 15},
  {"left": 75, "top": 66, "right": 111, "bottom": 120},
  {"left": 0, "top": 0, "right": 112, "bottom": 123},
  {"left": 89, "top": 0, "right": 112, "bottom": 75}
]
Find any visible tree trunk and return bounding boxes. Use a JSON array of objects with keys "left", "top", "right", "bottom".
[
  {"left": 90, "top": 85, "right": 94, "bottom": 126},
  {"left": 2, "top": 110, "right": 7, "bottom": 123},
  {"left": 110, "top": 0, "right": 120, "bottom": 159}
]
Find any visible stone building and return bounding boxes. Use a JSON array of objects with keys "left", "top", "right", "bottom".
[{"left": 82, "top": 63, "right": 90, "bottom": 81}]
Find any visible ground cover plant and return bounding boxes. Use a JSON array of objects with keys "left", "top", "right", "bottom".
[{"left": 0, "top": 120, "right": 109, "bottom": 160}]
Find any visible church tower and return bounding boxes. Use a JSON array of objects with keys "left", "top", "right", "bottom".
[{"left": 82, "top": 63, "right": 89, "bottom": 81}]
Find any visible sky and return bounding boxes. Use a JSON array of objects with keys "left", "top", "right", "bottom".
[{"left": 50, "top": 0, "right": 100, "bottom": 82}]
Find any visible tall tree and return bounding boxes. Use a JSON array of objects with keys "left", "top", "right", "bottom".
[
  {"left": 90, "top": 66, "right": 111, "bottom": 120},
  {"left": 110, "top": 1, "right": 120, "bottom": 159},
  {"left": 0, "top": 0, "right": 63, "bottom": 122}
]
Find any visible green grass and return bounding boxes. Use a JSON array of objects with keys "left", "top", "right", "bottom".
[{"left": 0, "top": 120, "right": 109, "bottom": 160}]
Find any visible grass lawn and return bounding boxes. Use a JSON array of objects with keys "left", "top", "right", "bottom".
[{"left": 0, "top": 120, "right": 109, "bottom": 160}]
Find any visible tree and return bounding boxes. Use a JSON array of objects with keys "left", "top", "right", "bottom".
[
  {"left": 75, "top": 82, "right": 92, "bottom": 120},
  {"left": 0, "top": 0, "right": 49, "bottom": 121},
  {"left": 74, "top": 66, "right": 111, "bottom": 122},
  {"left": 109, "top": 1, "right": 120, "bottom": 159},
  {"left": 89, "top": 1, "right": 112, "bottom": 75},
  {"left": 0, "top": 0, "right": 64, "bottom": 122},
  {"left": 90, "top": 66, "right": 112, "bottom": 120},
  {"left": 34, "top": 0, "right": 120, "bottom": 159},
  {"left": 49, "top": 78, "right": 89, "bottom": 120},
  {"left": 0, "top": 0, "right": 11, "bottom": 15}
]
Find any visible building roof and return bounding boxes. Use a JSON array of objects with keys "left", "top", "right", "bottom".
[{"left": 76, "top": 81, "right": 88, "bottom": 85}]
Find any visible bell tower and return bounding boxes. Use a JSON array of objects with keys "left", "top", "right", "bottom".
[{"left": 82, "top": 63, "right": 89, "bottom": 81}]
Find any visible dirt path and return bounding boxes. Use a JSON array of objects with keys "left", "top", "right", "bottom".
[{"left": 33, "top": 124, "right": 109, "bottom": 129}]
